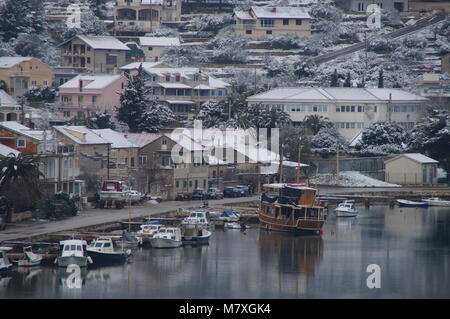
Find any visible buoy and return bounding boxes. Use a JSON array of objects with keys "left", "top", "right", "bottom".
[
  {"left": 243, "top": 232, "right": 247, "bottom": 236},
  {"left": 319, "top": 229, "right": 324, "bottom": 236}
]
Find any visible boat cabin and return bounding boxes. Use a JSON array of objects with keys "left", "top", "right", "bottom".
[
  {"left": 337, "top": 201, "right": 355, "bottom": 210},
  {"left": 88, "top": 237, "right": 116, "bottom": 253},
  {"left": 0, "top": 247, "right": 12, "bottom": 269},
  {"left": 182, "top": 211, "right": 210, "bottom": 225},
  {"left": 59, "top": 240, "right": 88, "bottom": 258},
  {"left": 138, "top": 223, "right": 163, "bottom": 235},
  {"left": 155, "top": 227, "right": 182, "bottom": 241},
  {"left": 101, "top": 180, "right": 129, "bottom": 192}
]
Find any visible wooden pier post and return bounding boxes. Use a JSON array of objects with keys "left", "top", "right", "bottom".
[{"left": 365, "top": 198, "right": 370, "bottom": 208}]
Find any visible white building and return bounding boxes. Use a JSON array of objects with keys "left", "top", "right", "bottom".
[
  {"left": 246, "top": 87, "right": 428, "bottom": 141},
  {"left": 385, "top": 153, "right": 438, "bottom": 185},
  {"left": 138, "top": 37, "right": 181, "bottom": 62}
]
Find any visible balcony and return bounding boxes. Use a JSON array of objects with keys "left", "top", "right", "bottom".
[{"left": 8, "top": 71, "right": 30, "bottom": 78}]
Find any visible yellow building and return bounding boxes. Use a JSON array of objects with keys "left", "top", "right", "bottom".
[
  {"left": 232, "top": 6, "right": 312, "bottom": 38},
  {"left": 0, "top": 57, "right": 53, "bottom": 96}
]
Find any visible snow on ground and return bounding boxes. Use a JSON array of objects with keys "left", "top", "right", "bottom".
[{"left": 310, "top": 171, "right": 401, "bottom": 187}]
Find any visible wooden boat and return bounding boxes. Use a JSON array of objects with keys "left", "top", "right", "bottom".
[
  {"left": 13, "top": 246, "right": 42, "bottom": 267},
  {"left": 0, "top": 247, "right": 12, "bottom": 274},
  {"left": 258, "top": 183, "right": 327, "bottom": 235},
  {"left": 87, "top": 237, "right": 131, "bottom": 265},
  {"left": 397, "top": 199, "right": 429, "bottom": 208},
  {"left": 423, "top": 198, "right": 450, "bottom": 207},
  {"left": 334, "top": 201, "right": 358, "bottom": 217},
  {"left": 55, "top": 239, "right": 93, "bottom": 267}
]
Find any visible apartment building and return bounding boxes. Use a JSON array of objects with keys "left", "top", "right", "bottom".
[
  {"left": 335, "top": 0, "right": 409, "bottom": 12},
  {"left": 232, "top": 6, "right": 312, "bottom": 38},
  {"left": 247, "top": 87, "right": 428, "bottom": 141},
  {"left": 0, "top": 57, "right": 53, "bottom": 96},
  {"left": 57, "top": 74, "right": 127, "bottom": 119},
  {"left": 416, "top": 73, "right": 450, "bottom": 104},
  {"left": 58, "top": 35, "right": 131, "bottom": 73},
  {"left": 114, "top": 0, "right": 182, "bottom": 36}
]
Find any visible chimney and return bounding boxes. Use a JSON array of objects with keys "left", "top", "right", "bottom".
[{"left": 79, "top": 79, "right": 83, "bottom": 92}]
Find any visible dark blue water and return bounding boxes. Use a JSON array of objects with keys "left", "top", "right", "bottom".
[{"left": 1, "top": 206, "right": 450, "bottom": 298}]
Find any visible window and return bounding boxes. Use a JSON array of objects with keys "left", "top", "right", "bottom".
[
  {"left": 161, "top": 139, "right": 167, "bottom": 145},
  {"left": 246, "top": 30, "right": 252, "bottom": 35},
  {"left": 130, "top": 157, "right": 135, "bottom": 167},
  {"left": 296, "top": 19, "right": 302, "bottom": 25},
  {"left": 176, "top": 180, "right": 179, "bottom": 188},
  {"left": 336, "top": 106, "right": 340, "bottom": 112},
  {"left": 176, "top": 75, "right": 180, "bottom": 82},
  {"left": 260, "top": 19, "right": 274, "bottom": 27},
  {"left": 92, "top": 96, "right": 97, "bottom": 103},
  {"left": 63, "top": 111, "right": 71, "bottom": 117},
  {"left": 106, "top": 54, "right": 117, "bottom": 65},
  {"left": 87, "top": 57, "right": 90, "bottom": 64},
  {"left": 351, "top": 106, "right": 355, "bottom": 112},
  {"left": 266, "top": 30, "right": 272, "bottom": 35},
  {"left": 139, "top": 155, "right": 147, "bottom": 165},
  {"left": 17, "top": 139, "right": 26, "bottom": 148},
  {"left": 283, "top": 19, "right": 289, "bottom": 25},
  {"left": 148, "top": 47, "right": 153, "bottom": 51},
  {"left": 374, "top": 106, "right": 377, "bottom": 112},
  {"left": 165, "top": 75, "right": 170, "bottom": 81},
  {"left": 211, "top": 90, "right": 215, "bottom": 96},
  {"left": 218, "top": 90, "right": 223, "bottom": 96}
]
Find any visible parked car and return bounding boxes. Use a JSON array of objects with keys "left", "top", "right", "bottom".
[
  {"left": 235, "top": 185, "right": 250, "bottom": 197},
  {"left": 206, "top": 188, "right": 224, "bottom": 199},
  {"left": 175, "top": 192, "right": 192, "bottom": 201},
  {"left": 223, "top": 187, "right": 239, "bottom": 198},
  {"left": 191, "top": 188, "right": 207, "bottom": 200},
  {"left": 0, "top": 215, "right": 5, "bottom": 231}
]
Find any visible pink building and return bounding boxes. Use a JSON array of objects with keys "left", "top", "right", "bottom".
[{"left": 58, "top": 74, "right": 127, "bottom": 119}]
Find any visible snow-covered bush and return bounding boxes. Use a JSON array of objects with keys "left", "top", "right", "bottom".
[
  {"left": 161, "top": 46, "right": 204, "bottom": 67},
  {"left": 145, "top": 26, "right": 178, "bottom": 37},
  {"left": 208, "top": 33, "right": 248, "bottom": 64},
  {"left": 23, "top": 86, "right": 57, "bottom": 103},
  {"left": 355, "top": 122, "right": 407, "bottom": 156},
  {"left": 310, "top": 125, "right": 347, "bottom": 158},
  {"left": 367, "top": 36, "right": 400, "bottom": 53},
  {"left": 309, "top": 3, "right": 343, "bottom": 23},
  {"left": 198, "top": 100, "right": 226, "bottom": 128},
  {"left": 381, "top": 9, "right": 404, "bottom": 28},
  {"left": 191, "top": 14, "right": 233, "bottom": 33},
  {"left": 138, "top": 101, "right": 176, "bottom": 133}
]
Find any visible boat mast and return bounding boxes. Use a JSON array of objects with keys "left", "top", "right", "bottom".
[
  {"left": 296, "top": 144, "right": 301, "bottom": 184},
  {"left": 279, "top": 145, "right": 284, "bottom": 184}
]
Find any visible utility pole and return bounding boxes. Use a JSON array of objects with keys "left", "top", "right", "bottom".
[
  {"left": 279, "top": 145, "right": 284, "bottom": 184},
  {"left": 296, "top": 144, "right": 301, "bottom": 184},
  {"left": 106, "top": 143, "right": 110, "bottom": 179},
  {"left": 387, "top": 92, "right": 392, "bottom": 122},
  {"left": 336, "top": 143, "right": 340, "bottom": 186}
]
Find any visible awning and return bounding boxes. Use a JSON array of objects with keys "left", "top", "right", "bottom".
[{"left": 165, "top": 100, "right": 196, "bottom": 104}]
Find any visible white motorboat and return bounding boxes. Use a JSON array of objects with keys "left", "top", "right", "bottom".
[
  {"left": 13, "top": 246, "right": 42, "bottom": 267},
  {"left": 87, "top": 237, "right": 131, "bottom": 265},
  {"left": 149, "top": 227, "right": 182, "bottom": 248},
  {"left": 224, "top": 222, "right": 250, "bottom": 230},
  {"left": 135, "top": 222, "right": 164, "bottom": 245},
  {"left": 181, "top": 211, "right": 212, "bottom": 229},
  {"left": 55, "top": 239, "right": 93, "bottom": 267},
  {"left": 182, "top": 224, "right": 212, "bottom": 245},
  {"left": 423, "top": 198, "right": 450, "bottom": 207},
  {"left": 334, "top": 201, "right": 358, "bottom": 217},
  {"left": 0, "top": 247, "right": 12, "bottom": 274}
]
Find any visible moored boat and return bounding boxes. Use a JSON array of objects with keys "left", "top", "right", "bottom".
[
  {"left": 182, "top": 224, "right": 212, "bottom": 245},
  {"left": 334, "top": 201, "right": 358, "bottom": 217},
  {"left": 13, "top": 246, "right": 42, "bottom": 267},
  {"left": 423, "top": 198, "right": 450, "bottom": 207},
  {"left": 55, "top": 239, "right": 93, "bottom": 267},
  {"left": 258, "top": 183, "right": 327, "bottom": 234},
  {"left": 181, "top": 211, "right": 213, "bottom": 230},
  {"left": 224, "top": 222, "right": 250, "bottom": 230},
  {"left": 397, "top": 199, "right": 429, "bottom": 208},
  {"left": 135, "top": 222, "right": 164, "bottom": 246},
  {"left": 0, "top": 247, "right": 12, "bottom": 274},
  {"left": 150, "top": 227, "right": 182, "bottom": 248},
  {"left": 87, "top": 237, "right": 131, "bottom": 265}
]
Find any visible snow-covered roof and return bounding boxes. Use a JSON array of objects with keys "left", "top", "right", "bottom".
[
  {"left": 250, "top": 6, "right": 311, "bottom": 19},
  {"left": 208, "top": 77, "right": 230, "bottom": 89},
  {"left": 53, "top": 126, "right": 110, "bottom": 145},
  {"left": 92, "top": 129, "right": 138, "bottom": 149},
  {"left": 0, "top": 57, "right": 33, "bottom": 69},
  {"left": 123, "top": 133, "right": 162, "bottom": 148},
  {"left": 0, "top": 121, "right": 41, "bottom": 141},
  {"left": 165, "top": 100, "right": 195, "bottom": 104},
  {"left": 0, "top": 143, "right": 20, "bottom": 157},
  {"left": 233, "top": 10, "right": 255, "bottom": 20},
  {"left": 141, "top": 0, "right": 166, "bottom": 4},
  {"left": 120, "top": 61, "right": 169, "bottom": 71},
  {"left": 262, "top": 183, "right": 316, "bottom": 190},
  {"left": 166, "top": 132, "right": 204, "bottom": 151},
  {"left": 385, "top": 153, "right": 439, "bottom": 164},
  {"left": 63, "top": 35, "right": 130, "bottom": 51},
  {"left": 247, "top": 87, "right": 428, "bottom": 103},
  {"left": 0, "top": 90, "right": 20, "bottom": 109},
  {"left": 139, "top": 37, "right": 181, "bottom": 47},
  {"left": 59, "top": 74, "right": 124, "bottom": 90},
  {"left": 157, "top": 82, "right": 192, "bottom": 89}
]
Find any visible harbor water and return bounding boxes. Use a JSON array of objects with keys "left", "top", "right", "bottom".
[{"left": 1, "top": 205, "right": 450, "bottom": 298}]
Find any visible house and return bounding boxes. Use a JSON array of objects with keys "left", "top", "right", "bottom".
[
  {"left": 57, "top": 74, "right": 127, "bottom": 119},
  {"left": 246, "top": 87, "right": 428, "bottom": 141},
  {"left": 232, "top": 6, "right": 312, "bottom": 38},
  {"left": 0, "top": 143, "right": 20, "bottom": 158},
  {"left": 335, "top": 0, "right": 409, "bottom": 12},
  {"left": 113, "top": 0, "right": 182, "bottom": 37},
  {"left": 53, "top": 125, "right": 111, "bottom": 179},
  {"left": 442, "top": 52, "right": 450, "bottom": 75},
  {"left": 91, "top": 129, "right": 139, "bottom": 185},
  {"left": 138, "top": 37, "right": 181, "bottom": 62},
  {"left": 409, "top": 0, "right": 450, "bottom": 13},
  {"left": 385, "top": 153, "right": 439, "bottom": 185},
  {"left": 123, "top": 132, "right": 209, "bottom": 199},
  {"left": 0, "top": 121, "right": 82, "bottom": 195},
  {"left": 415, "top": 73, "right": 450, "bottom": 104},
  {"left": 0, "top": 90, "right": 32, "bottom": 122},
  {"left": 121, "top": 62, "right": 231, "bottom": 122},
  {"left": 0, "top": 57, "right": 53, "bottom": 96},
  {"left": 58, "top": 35, "right": 131, "bottom": 73}
]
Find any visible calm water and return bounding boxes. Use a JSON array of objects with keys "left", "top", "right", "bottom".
[{"left": 2, "top": 205, "right": 450, "bottom": 299}]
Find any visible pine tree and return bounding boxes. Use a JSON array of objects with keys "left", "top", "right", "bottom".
[
  {"left": 138, "top": 100, "right": 175, "bottom": 133},
  {"left": 330, "top": 69, "right": 339, "bottom": 87},
  {"left": 0, "top": 0, "right": 33, "bottom": 41},
  {"left": 116, "top": 65, "right": 148, "bottom": 133},
  {"left": 378, "top": 69, "right": 384, "bottom": 88},
  {"left": 344, "top": 72, "right": 352, "bottom": 87}
]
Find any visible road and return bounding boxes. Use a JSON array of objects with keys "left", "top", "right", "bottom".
[
  {"left": 312, "top": 13, "right": 446, "bottom": 65},
  {"left": 0, "top": 196, "right": 259, "bottom": 242}
]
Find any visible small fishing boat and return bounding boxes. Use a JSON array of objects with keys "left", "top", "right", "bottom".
[
  {"left": 87, "top": 237, "right": 131, "bottom": 265},
  {"left": 397, "top": 199, "right": 429, "bottom": 208},
  {"left": 181, "top": 211, "right": 212, "bottom": 230},
  {"left": 224, "top": 222, "right": 250, "bottom": 230},
  {"left": 423, "top": 198, "right": 450, "bottom": 207},
  {"left": 0, "top": 247, "right": 12, "bottom": 274},
  {"left": 181, "top": 224, "right": 212, "bottom": 245},
  {"left": 149, "top": 227, "right": 182, "bottom": 248},
  {"left": 55, "top": 239, "right": 93, "bottom": 268},
  {"left": 334, "top": 201, "right": 358, "bottom": 217},
  {"left": 135, "top": 222, "right": 164, "bottom": 246},
  {"left": 121, "top": 231, "right": 139, "bottom": 248},
  {"left": 13, "top": 246, "right": 42, "bottom": 267}
]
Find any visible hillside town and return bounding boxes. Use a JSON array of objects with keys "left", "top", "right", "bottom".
[{"left": 0, "top": 0, "right": 449, "bottom": 300}]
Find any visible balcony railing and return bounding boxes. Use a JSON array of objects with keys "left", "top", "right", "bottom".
[{"left": 8, "top": 71, "right": 31, "bottom": 77}]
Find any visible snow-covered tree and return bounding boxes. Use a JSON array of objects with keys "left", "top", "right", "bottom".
[
  {"left": 86, "top": 111, "right": 116, "bottom": 130},
  {"left": 407, "top": 108, "right": 450, "bottom": 174},
  {"left": 198, "top": 100, "right": 226, "bottom": 128},
  {"left": 311, "top": 124, "right": 347, "bottom": 158},
  {"left": 208, "top": 33, "right": 248, "bottom": 64},
  {"left": 303, "top": 114, "right": 331, "bottom": 135},
  {"left": 61, "top": 10, "right": 108, "bottom": 40},
  {"left": 138, "top": 100, "right": 175, "bottom": 133},
  {"left": 116, "top": 66, "right": 148, "bottom": 133},
  {"left": 0, "top": 0, "right": 35, "bottom": 41},
  {"left": 330, "top": 69, "right": 339, "bottom": 87},
  {"left": 378, "top": 69, "right": 384, "bottom": 88},
  {"left": 11, "top": 33, "right": 61, "bottom": 67},
  {"left": 191, "top": 14, "right": 233, "bottom": 33},
  {"left": 355, "top": 122, "right": 407, "bottom": 156},
  {"left": 23, "top": 87, "right": 57, "bottom": 103}
]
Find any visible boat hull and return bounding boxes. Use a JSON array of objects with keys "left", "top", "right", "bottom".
[
  {"left": 87, "top": 250, "right": 128, "bottom": 265},
  {"left": 16, "top": 259, "right": 42, "bottom": 267},
  {"left": 150, "top": 238, "right": 182, "bottom": 248},
  {"left": 259, "top": 212, "right": 324, "bottom": 235},
  {"left": 397, "top": 200, "right": 429, "bottom": 208},
  {"left": 334, "top": 209, "right": 358, "bottom": 217},
  {"left": 182, "top": 231, "right": 211, "bottom": 245},
  {"left": 57, "top": 256, "right": 89, "bottom": 268},
  {"left": 424, "top": 200, "right": 450, "bottom": 207}
]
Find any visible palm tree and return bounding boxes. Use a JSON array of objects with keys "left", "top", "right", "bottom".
[
  {"left": 0, "top": 153, "right": 43, "bottom": 211},
  {"left": 303, "top": 115, "right": 330, "bottom": 135}
]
